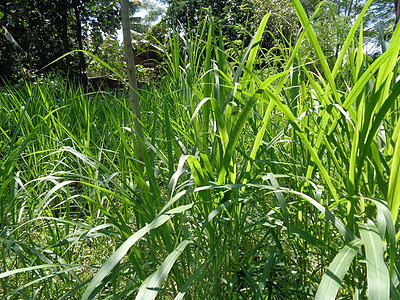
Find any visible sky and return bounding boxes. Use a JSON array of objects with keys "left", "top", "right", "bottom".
[{"left": 117, "top": 1, "right": 167, "bottom": 42}]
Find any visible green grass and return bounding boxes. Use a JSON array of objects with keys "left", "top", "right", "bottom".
[{"left": 1, "top": 1, "right": 400, "bottom": 298}]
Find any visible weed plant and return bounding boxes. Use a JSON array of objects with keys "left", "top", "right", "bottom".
[{"left": 1, "top": 0, "right": 400, "bottom": 298}]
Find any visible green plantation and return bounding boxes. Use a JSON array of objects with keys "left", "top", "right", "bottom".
[{"left": 1, "top": 0, "right": 400, "bottom": 298}]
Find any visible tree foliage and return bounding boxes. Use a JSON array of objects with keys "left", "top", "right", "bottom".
[
  {"left": 301, "top": 0, "right": 397, "bottom": 58},
  {"left": 0, "top": 0, "right": 141, "bottom": 84},
  {"left": 161, "top": 0, "right": 299, "bottom": 50},
  {"left": 1, "top": 0, "right": 398, "bottom": 85}
]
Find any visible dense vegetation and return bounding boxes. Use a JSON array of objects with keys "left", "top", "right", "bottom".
[{"left": 1, "top": 0, "right": 400, "bottom": 299}]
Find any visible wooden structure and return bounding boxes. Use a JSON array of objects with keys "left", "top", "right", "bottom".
[{"left": 132, "top": 40, "right": 164, "bottom": 69}]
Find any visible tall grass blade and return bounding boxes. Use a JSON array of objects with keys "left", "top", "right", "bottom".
[
  {"left": 263, "top": 89, "right": 340, "bottom": 203},
  {"left": 331, "top": 0, "right": 374, "bottom": 78},
  {"left": 136, "top": 239, "right": 192, "bottom": 300},
  {"left": 174, "top": 263, "right": 208, "bottom": 300},
  {"left": 82, "top": 204, "right": 193, "bottom": 300},
  {"left": 315, "top": 239, "right": 363, "bottom": 299},
  {"left": 292, "top": 0, "right": 339, "bottom": 103},
  {"left": 217, "top": 71, "right": 289, "bottom": 184},
  {"left": 243, "top": 13, "right": 271, "bottom": 81},
  {"left": 387, "top": 128, "right": 400, "bottom": 222},
  {"left": 359, "top": 222, "right": 390, "bottom": 300},
  {"left": 366, "top": 197, "right": 396, "bottom": 276}
]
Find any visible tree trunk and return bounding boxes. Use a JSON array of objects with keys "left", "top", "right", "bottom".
[
  {"left": 58, "top": 0, "right": 71, "bottom": 73},
  {"left": 395, "top": 0, "right": 400, "bottom": 30},
  {"left": 73, "top": 0, "right": 87, "bottom": 85},
  {"left": 121, "top": 0, "right": 143, "bottom": 162}
]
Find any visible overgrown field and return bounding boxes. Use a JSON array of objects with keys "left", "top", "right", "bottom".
[{"left": 1, "top": 1, "right": 400, "bottom": 298}]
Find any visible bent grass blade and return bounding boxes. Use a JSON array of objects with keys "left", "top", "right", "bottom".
[
  {"left": 315, "top": 239, "right": 363, "bottom": 300},
  {"left": 82, "top": 204, "right": 193, "bottom": 300}
]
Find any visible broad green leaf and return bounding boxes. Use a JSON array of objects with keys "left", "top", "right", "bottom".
[
  {"left": 331, "top": 0, "right": 373, "bottom": 78},
  {"left": 136, "top": 240, "right": 192, "bottom": 300},
  {"left": 388, "top": 127, "right": 400, "bottom": 222},
  {"left": 243, "top": 13, "right": 271, "bottom": 81},
  {"left": 343, "top": 44, "right": 400, "bottom": 110},
  {"left": 82, "top": 204, "right": 193, "bottom": 300},
  {"left": 0, "top": 264, "right": 79, "bottom": 279},
  {"left": 365, "top": 197, "right": 396, "bottom": 276},
  {"left": 315, "top": 239, "right": 363, "bottom": 300},
  {"left": 359, "top": 222, "right": 390, "bottom": 300},
  {"left": 375, "top": 11, "right": 400, "bottom": 102}
]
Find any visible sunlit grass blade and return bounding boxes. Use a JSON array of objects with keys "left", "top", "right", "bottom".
[
  {"left": 342, "top": 43, "right": 400, "bottom": 110},
  {"left": 365, "top": 197, "right": 396, "bottom": 276},
  {"left": 0, "top": 263, "right": 80, "bottom": 279},
  {"left": 292, "top": 0, "right": 340, "bottom": 103},
  {"left": 262, "top": 89, "right": 340, "bottom": 203},
  {"left": 359, "top": 222, "right": 390, "bottom": 300},
  {"left": 315, "top": 239, "right": 363, "bottom": 300},
  {"left": 2, "top": 2, "right": 400, "bottom": 297},
  {"left": 82, "top": 204, "right": 193, "bottom": 300},
  {"left": 217, "top": 71, "right": 289, "bottom": 184},
  {"left": 387, "top": 125, "right": 400, "bottom": 222},
  {"left": 243, "top": 13, "right": 271, "bottom": 82},
  {"left": 136, "top": 239, "right": 192, "bottom": 300},
  {"left": 0, "top": 266, "right": 83, "bottom": 299},
  {"left": 280, "top": 188, "right": 356, "bottom": 241},
  {"left": 375, "top": 13, "right": 400, "bottom": 101},
  {"left": 331, "top": 0, "right": 374, "bottom": 78}
]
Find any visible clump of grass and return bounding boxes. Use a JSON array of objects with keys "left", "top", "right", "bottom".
[{"left": 1, "top": 0, "right": 400, "bottom": 298}]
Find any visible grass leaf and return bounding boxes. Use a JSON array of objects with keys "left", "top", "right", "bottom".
[
  {"left": 136, "top": 240, "right": 192, "bottom": 300},
  {"left": 315, "top": 239, "right": 363, "bottom": 300},
  {"left": 359, "top": 222, "right": 390, "bottom": 300},
  {"left": 82, "top": 204, "right": 193, "bottom": 300}
]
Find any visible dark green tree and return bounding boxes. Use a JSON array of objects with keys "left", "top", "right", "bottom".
[
  {"left": 162, "top": 0, "right": 299, "bottom": 50},
  {"left": 0, "top": 0, "right": 142, "bottom": 83},
  {"left": 165, "top": 0, "right": 252, "bottom": 38}
]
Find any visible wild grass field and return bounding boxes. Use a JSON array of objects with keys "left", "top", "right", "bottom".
[{"left": 1, "top": 0, "right": 400, "bottom": 298}]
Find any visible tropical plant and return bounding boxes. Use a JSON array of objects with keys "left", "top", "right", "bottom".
[{"left": 1, "top": 0, "right": 400, "bottom": 299}]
